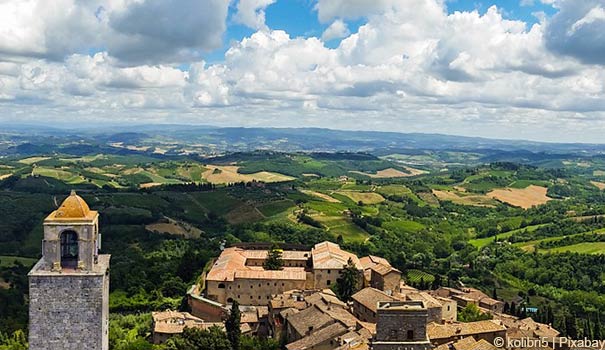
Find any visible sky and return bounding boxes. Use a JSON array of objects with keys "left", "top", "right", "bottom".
[{"left": 0, "top": 0, "right": 604, "bottom": 143}]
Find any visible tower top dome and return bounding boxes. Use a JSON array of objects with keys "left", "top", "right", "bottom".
[{"left": 45, "top": 190, "right": 97, "bottom": 221}]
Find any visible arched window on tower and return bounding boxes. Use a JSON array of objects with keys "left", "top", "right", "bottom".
[{"left": 60, "top": 231, "right": 78, "bottom": 268}]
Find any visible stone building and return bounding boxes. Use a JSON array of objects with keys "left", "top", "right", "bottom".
[
  {"left": 351, "top": 287, "right": 398, "bottom": 323},
  {"left": 359, "top": 255, "right": 401, "bottom": 293},
  {"left": 371, "top": 301, "right": 433, "bottom": 350},
  {"left": 202, "top": 241, "right": 363, "bottom": 308},
  {"left": 28, "top": 191, "right": 110, "bottom": 350},
  {"left": 151, "top": 311, "right": 223, "bottom": 344}
]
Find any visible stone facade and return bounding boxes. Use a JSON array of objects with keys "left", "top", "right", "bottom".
[
  {"left": 28, "top": 192, "right": 110, "bottom": 350},
  {"left": 29, "top": 256, "right": 110, "bottom": 350},
  {"left": 372, "top": 301, "right": 432, "bottom": 350}
]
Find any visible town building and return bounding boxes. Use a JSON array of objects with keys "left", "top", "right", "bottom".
[
  {"left": 371, "top": 301, "right": 433, "bottom": 350},
  {"left": 359, "top": 255, "right": 402, "bottom": 293},
  {"left": 28, "top": 191, "right": 110, "bottom": 350},
  {"left": 427, "top": 320, "right": 507, "bottom": 346},
  {"left": 200, "top": 241, "right": 363, "bottom": 310},
  {"left": 432, "top": 287, "right": 504, "bottom": 314},
  {"left": 151, "top": 311, "right": 223, "bottom": 344},
  {"left": 352, "top": 287, "right": 398, "bottom": 323}
]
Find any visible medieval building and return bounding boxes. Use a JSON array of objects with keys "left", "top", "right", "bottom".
[{"left": 28, "top": 191, "right": 110, "bottom": 350}]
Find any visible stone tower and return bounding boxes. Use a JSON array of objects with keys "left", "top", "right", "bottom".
[
  {"left": 28, "top": 191, "right": 110, "bottom": 350},
  {"left": 371, "top": 301, "right": 433, "bottom": 350}
]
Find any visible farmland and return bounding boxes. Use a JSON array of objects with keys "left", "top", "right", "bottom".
[
  {"left": 487, "top": 185, "right": 552, "bottom": 209},
  {"left": 5, "top": 143, "right": 605, "bottom": 342}
]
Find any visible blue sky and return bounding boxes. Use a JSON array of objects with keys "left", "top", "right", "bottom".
[{"left": 202, "top": 0, "right": 559, "bottom": 63}]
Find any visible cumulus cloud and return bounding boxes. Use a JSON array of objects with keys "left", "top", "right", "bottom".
[
  {"left": 314, "top": 0, "right": 399, "bottom": 22},
  {"left": 107, "top": 0, "right": 230, "bottom": 64},
  {"left": 0, "top": 0, "right": 230, "bottom": 64},
  {"left": 545, "top": 0, "right": 605, "bottom": 65},
  {"left": 1, "top": 0, "right": 605, "bottom": 142},
  {"left": 321, "top": 19, "right": 350, "bottom": 41},
  {"left": 233, "top": 0, "right": 276, "bottom": 30}
]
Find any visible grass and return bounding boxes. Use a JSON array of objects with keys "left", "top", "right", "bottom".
[
  {"left": 188, "top": 191, "right": 241, "bottom": 216},
  {"left": 336, "top": 191, "right": 385, "bottom": 204},
  {"left": 313, "top": 215, "right": 369, "bottom": 243},
  {"left": 257, "top": 200, "right": 296, "bottom": 217},
  {"left": 407, "top": 269, "right": 435, "bottom": 284},
  {"left": 469, "top": 224, "right": 548, "bottom": 248},
  {"left": 384, "top": 220, "right": 426, "bottom": 233},
  {"left": 0, "top": 255, "right": 37, "bottom": 268},
  {"left": 376, "top": 184, "right": 414, "bottom": 197},
  {"left": 18, "top": 157, "right": 51, "bottom": 165},
  {"left": 545, "top": 242, "right": 605, "bottom": 254}
]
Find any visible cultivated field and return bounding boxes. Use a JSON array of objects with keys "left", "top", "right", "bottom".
[
  {"left": 546, "top": 242, "right": 605, "bottom": 255},
  {"left": 146, "top": 217, "right": 203, "bottom": 238},
  {"left": 591, "top": 181, "right": 605, "bottom": 190},
  {"left": 487, "top": 185, "right": 552, "bottom": 209},
  {"left": 432, "top": 189, "right": 496, "bottom": 207},
  {"left": 300, "top": 189, "right": 341, "bottom": 203},
  {"left": 336, "top": 191, "right": 385, "bottom": 204},
  {"left": 18, "top": 157, "right": 50, "bottom": 164},
  {"left": 201, "top": 165, "right": 294, "bottom": 184},
  {"left": 349, "top": 166, "right": 426, "bottom": 178}
]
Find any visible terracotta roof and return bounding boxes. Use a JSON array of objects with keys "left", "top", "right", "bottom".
[
  {"left": 286, "top": 305, "right": 335, "bottom": 337},
  {"left": 152, "top": 311, "right": 222, "bottom": 335},
  {"left": 286, "top": 322, "right": 348, "bottom": 350},
  {"left": 435, "top": 336, "right": 498, "bottom": 350},
  {"left": 405, "top": 291, "right": 443, "bottom": 309},
  {"left": 312, "top": 242, "right": 362, "bottom": 269},
  {"left": 503, "top": 317, "right": 560, "bottom": 339},
  {"left": 351, "top": 287, "right": 398, "bottom": 313},
  {"left": 234, "top": 269, "right": 306, "bottom": 280},
  {"left": 479, "top": 297, "right": 502, "bottom": 306},
  {"left": 242, "top": 250, "right": 310, "bottom": 260},
  {"left": 427, "top": 320, "right": 506, "bottom": 340},
  {"left": 206, "top": 247, "right": 307, "bottom": 282},
  {"left": 334, "top": 330, "right": 371, "bottom": 350},
  {"left": 45, "top": 191, "right": 97, "bottom": 222},
  {"left": 305, "top": 290, "right": 348, "bottom": 309}
]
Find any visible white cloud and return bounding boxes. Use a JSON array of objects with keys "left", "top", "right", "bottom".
[
  {"left": 233, "top": 0, "right": 276, "bottom": 30},
  {"left": 321, "top": 19, "right": 350, "bottom": 41},
  {"left": 1, "top": 0, "right": 605, "bottom": 142},
  {"left": 545, "top": 0, "right": 605, "bottom": 65},
  {"left": 314, "top": 0, "right": 400, "bottom": 22},
  {"left": 0, "top": 0, "right": 230, "bottom": 65}
]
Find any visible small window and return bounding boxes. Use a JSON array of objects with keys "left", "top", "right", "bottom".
[
  {"left": 218, "top": 283, "right": 225, "bottom": 289},
  {"left": 407, "top": 330, "right": 414, "bottom": 340},
  {"left": 327, "top": 280, "right": 331, "bottom": 285}
]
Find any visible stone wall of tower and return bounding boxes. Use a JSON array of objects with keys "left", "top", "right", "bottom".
[
  {"left": 28, "top": 260, "right": 110, "bottom": 350},
  {"left": 372, "top": 301, "right": 432, "bottom": 350}
]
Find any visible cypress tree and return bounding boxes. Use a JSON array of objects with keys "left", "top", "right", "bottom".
[{"left": 226, "top": 300, "right": 241, "bottom": 350}]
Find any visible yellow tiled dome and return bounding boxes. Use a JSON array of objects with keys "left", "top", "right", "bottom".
[{"left": 54, "top": 191, "right": 91, "bottom": 218}]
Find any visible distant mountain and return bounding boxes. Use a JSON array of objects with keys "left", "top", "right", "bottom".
[{"left": 1, "top": 124, "right": 605, "bottom": 158}]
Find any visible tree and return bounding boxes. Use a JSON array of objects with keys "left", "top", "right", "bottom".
[
  {"left": 458, "top": 304, "right": 493, "bottom": 323},
  {"left": 334, "top": 258, "right": 361, "bottom": 302},
  {"left": 226, "top": 300, "right": 241, "bottom": 350},
  {"left": 264, "top": 244, "right": 284, "bottom": 271},
  {"left": 0, "top": 330, "right": 28, "bottom": 350},
  {"left": 165, "top": 326, "right": 231, "bottom": 350}
]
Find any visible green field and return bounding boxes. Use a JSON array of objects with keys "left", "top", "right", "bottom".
[
  {"left": 0, "top": 255, "right": 37, "bottom": 268},
  {"left": 406, "top": 269, "right": 435, "bottom": 284},
  {"left": 469, "top": 224, "right": 547, "bottom": 248},
  {"left": 546, "top": 242, "right": 605, "bottom": 254}
]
